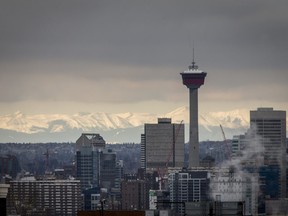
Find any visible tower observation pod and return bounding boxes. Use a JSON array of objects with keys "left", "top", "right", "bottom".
[{"left": 180, "top": 58, "right": 207, "bottom": 167}]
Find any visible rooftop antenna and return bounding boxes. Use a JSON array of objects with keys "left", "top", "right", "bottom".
[
  {"left": 193, "top": 41, "right": 195, "bottom": 63},
  {"left": 189, "top": 41, "right": 198, "bottom": 70}
]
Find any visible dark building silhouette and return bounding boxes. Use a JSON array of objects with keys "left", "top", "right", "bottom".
[
  {"left": 121, "top": 179, "right": 148, "bottom": 210},
  {"left": 0, "top": 155, "right": 21, "bottom": 178}
]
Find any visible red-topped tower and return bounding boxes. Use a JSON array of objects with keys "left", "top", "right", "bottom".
[{"left": 180, "top": 53, "right": 207, "bottom": 167}]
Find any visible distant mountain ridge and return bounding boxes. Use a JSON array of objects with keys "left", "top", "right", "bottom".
[{"left": 0, "top": 107, "right": 284, "bottom": 143}]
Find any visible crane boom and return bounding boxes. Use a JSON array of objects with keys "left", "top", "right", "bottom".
[
  {"left": 220, "top": 124, "right": 231, "bottom": 160},
  {"left": 158, "top": 120, "right": 184, "bottom": 190}
]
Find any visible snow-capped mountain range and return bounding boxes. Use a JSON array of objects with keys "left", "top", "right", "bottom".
[{"left": 0, "top": 106, "right": 284, "bottom": 143}]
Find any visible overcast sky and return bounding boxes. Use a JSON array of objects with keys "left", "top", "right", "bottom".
[{"left": 0, "top": 0, "right": 287, "bottom": 115}]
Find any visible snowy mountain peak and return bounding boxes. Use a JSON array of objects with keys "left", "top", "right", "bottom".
[
  {"left": 0, "top": 107, "right": 249, "bottom": 133},
  {"left": 0, "top": 107, "right": 286, "bottom": 143},
  {"left": 13, "top": 111, "right": 24, "bottom": 117},
  {"left": 165, "top": 106, "right": 188, "bottom": 123},
  {"left": 200, "top": 109, "right": 249, "bottom": 129}
]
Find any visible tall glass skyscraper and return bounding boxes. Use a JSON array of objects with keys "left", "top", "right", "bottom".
[{"left": 76, "top": 133, "right": 106, "bottom": 191}]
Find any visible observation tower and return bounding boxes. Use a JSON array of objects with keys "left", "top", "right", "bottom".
[{"left": 180, "top": 53, "right": 207, "bottom": 167}]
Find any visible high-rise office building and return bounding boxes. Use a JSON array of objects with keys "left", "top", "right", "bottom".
[
  {"left": 76, "top": 133, "right": 119, "bottom": 193},
  {"left": 141, "top": 118, "right": 184, "bottom": 173},
  {"left": 76, "top": 133, "right": 106, "bottom": 191},
  {"left": 250, "top": 107, "right": 286, "bottom": 198},
  {"left": 76, "top": 133, "right": 121, "bottom": 211},
  {"left": 76, "top": 145, "right": 101, "bottom": 191},
  {"left": 76, "top": 148, "right": 117, "bottom": 192},
  {"left": 99, "top": 149, "right": 117, "bottom": 190},
  {"left": 114, "top": 160, "right": 124, "bottom": 191}
]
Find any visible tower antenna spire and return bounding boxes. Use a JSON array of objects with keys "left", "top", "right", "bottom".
[
  {"left": 192, "top": 41, "right": 195, "bottom": 64},
  {"left": 189, "top": 41, "right": 198, "bottom": 70}
]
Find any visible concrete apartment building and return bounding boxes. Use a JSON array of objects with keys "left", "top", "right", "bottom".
[
  {"left": 7, "top": 176, "right": 81, "bottom": 216},
  {"left": 141, "top": 118, "right": 184, "bottom": 173}
]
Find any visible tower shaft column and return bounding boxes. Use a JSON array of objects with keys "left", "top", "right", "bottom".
[
  {"left": 180, "top": 58, "right": 206, "bottom": 168},
  {"left": 189, "top": 88, "right": 199, "bottom": 167}
]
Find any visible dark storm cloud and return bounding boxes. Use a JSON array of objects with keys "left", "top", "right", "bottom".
[
  {"left": 0, "top": 0, "right": 287, "bottom": 105},
  {"left": 1, "top": 0, "right": 287, "bottom": 67}
]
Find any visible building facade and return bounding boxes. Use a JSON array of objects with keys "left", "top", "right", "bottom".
[
  {"left": 76, "top": 146, "right": 101, "bottom": 191},
  {"left": 250, "top": 107, "right": 286, "bottom": 198},
  {"left": 7, "top": 177, "right": 81, "bottom": 216},
  {"left": 168, "top": 169, "right": 210, "bottom": 215},
  {"left": 76, "top": 133, "right": 107, "bottom": 191},
  {"left": 231, "top": 134, "right": 248, "bottom": 159},
  {"left": 0, "top": 155, "right": 21, "bottom": 179},
  {"left": 76, "top": 147, "right": 117, "bottom": 192},
  {"left": 141, "top": 118, "right": 184, "bottom": 173},
  {"left": 210, "top": 169, "right": 258, "bottom": 216},
  {"left": 121, "top": 179, "right": 147, "bottom": 210},
  {"left": 76, "top": 133, "right": 122, "bottom": 211},
  {"left": 99, "top": 149, "right": 117, "bottom": 190}
]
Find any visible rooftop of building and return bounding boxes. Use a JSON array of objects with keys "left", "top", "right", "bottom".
[{"left": 78, "top": 210, "right": 145, "bottom": 216}]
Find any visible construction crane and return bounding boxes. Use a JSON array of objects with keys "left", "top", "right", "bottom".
[
  {"left": 220, "top": 124, "right": 231, "bottom": 161},
  {"left": 158, "top": 120, "right": 184, "bottom": 190}
]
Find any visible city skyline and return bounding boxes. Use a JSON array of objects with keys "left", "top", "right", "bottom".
[{"left": 0, "top": 1, "right": 287, "bottom": 116}]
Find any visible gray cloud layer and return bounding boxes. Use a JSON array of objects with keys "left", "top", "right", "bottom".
[{"left": 0, "top": 0, "right": 287, "bottom": 111}]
